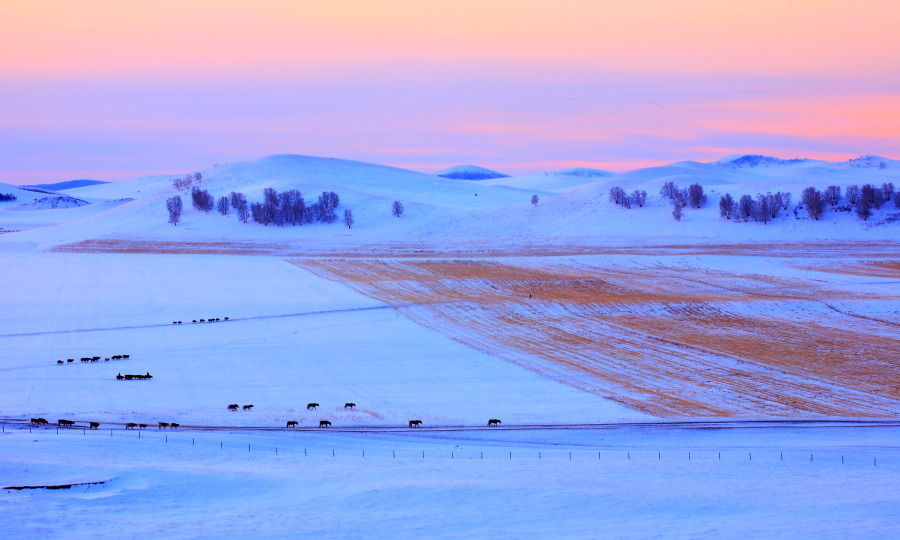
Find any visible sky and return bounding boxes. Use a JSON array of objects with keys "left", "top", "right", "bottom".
[{"left": 1, "top": 0, "right": 898, "bottom": 184}]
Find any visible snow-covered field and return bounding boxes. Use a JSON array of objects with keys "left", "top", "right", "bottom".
[{"left": 1, "top": 153, "right": 898, "bottom": 537}]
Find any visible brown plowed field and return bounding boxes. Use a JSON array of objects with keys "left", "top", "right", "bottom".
[{"left": 294, "top": 257, "right": 900, "bottom": 418}]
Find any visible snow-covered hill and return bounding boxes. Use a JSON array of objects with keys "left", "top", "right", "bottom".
[
  {"left": 0, "top": 153, "right": 897, "bottom": 251},
  {"left": 436, "top": 164, "right": 509, "bottom": 180}
]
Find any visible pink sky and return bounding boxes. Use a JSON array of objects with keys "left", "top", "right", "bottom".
[{"left": 1, "top": 0, "right": 898, "bottom": 183}]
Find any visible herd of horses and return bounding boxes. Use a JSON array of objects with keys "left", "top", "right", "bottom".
[
  {"left": 172, "top": 317, "right": 230, "bottom": 325},
  {"left": 56, "top": 354, "right": 130, "bottom": 365},
  {"left": 32, "top": 418, "right": 101, "bottom": 429},
  {"left": 30, "top": 415, "right": 503, "bottom": 430},
  {"left": 116, "top": 372, "right": 153, "bottom": 380}
]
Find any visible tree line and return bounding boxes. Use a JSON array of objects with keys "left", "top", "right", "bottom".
[
  {"left": 0, "top": 193, "right": 17, "bottom": 201},
  {"left": 719, "top": 182, "right": 897, "bottom": 223}
]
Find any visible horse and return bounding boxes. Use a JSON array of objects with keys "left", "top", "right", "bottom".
[
  {"left": 286, "top": 420, "right": 298, "bottom": 428},
  {"left": 408, "top": 420, "right": 422, "bottom": 428},
  {"left": 125, "top": 423, "right": 137, "bottom": 429},
  {"left": 224, "top": 317, "right": 229, "bottom": 320},
  {"left": 116, "top": 373, "right": 124, "bottom": 380},
  {"left": 170, "top": 423, "right": 180, "bottom": 429},
  {"left": 57, "top": 419, "right": 75, "bottom": 427},
  {"left": 344, "top": 403, "right": 356, "bottom": 410},
  {"left": 243, "top": 404, "right": 253, "bottom": 411},
  {"left": 67, "top": 359, "right": 74, "bottom": 363},
  {"left": 89, "top": 422, "right": 100, "bottom": 429},
  {"left": 228, "top": 404, "right": 239, "bottom": 411},
  {"left": 123, "top": 355, "right": 130, "bottom": 359},
  {"left": 57, "top": 360, "right": 64, "bottom": 365},
  {"left": 319, "top": 420, "right": 331, "bottom": 428},
  {"left": 139, "top": 424, "right": 147, "bottom": 429},
  {"left": 31, "top": 418, "right": 48, "bottom": 426},
  {"left": 488, "top": 419, "right": 502, "bottom": 427},
  {"left": 81, "top": 358, "right": 90, "bottom": 363},
  {"left": 158, "top": 422, "right": 169, "bottom": 429},
  {"left": 307, "top": 403, "right": 319, "bottom": 410}
]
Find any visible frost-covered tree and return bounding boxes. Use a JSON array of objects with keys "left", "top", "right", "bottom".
[
  {"left": 392, "top": 200, "right": 404, "bottom": 217},
  {"left": 780, "top": 191, "right": 792, "bottom": 210},
  {"left": 166, "top": 196, "right": 183, "bottom": 226},
  {"left": 882, "top": 182, "right": 895, "bottom": 201},
  {"left": 191, "top": 187, "right": 213, "bottom": 212},
  {"left": 217, "top": 196, "right": 229, "bottom": 216},
  {"left": 893, "top": 192, "right": 900, "bottom": 209},
  {"left": 801, "top": 187, "right": 824, "bottom": 220},
  {"left": 719, "top": 193, "right": 735, "bottom": 219},
  {"left": 631, "top": 190, "right": 647, "bottom": 207},
  {"left": 846, "top": 185, "right": 860, "bottom": 205},
  {"left": 824, "top": 185, "right": 841, "bottom": 206},
  {"left": 531, "top": 194, "right": 539, "bottom": 206},
  {"left": 660, "top": 181, "right": 678, "bottom": 200},
  {"left": 738, "top": 195, "right": 754, "bottom": 221},
  {"left": 856, "top": 193, "right": 872, "bottom": 220},
  {"left": 609, "top": 186, "right": 626, "bottom": 205},
  {"left": 672, "top": 200, "right": 684, "bottom": 221},
  {"left": 688, "top": 184, "right": 706, "bottom": 208},
  {"left": 756, "top": 194, "right": 771, "bottom": 225},
  {"left": 343, "top": 209, "right": 354, "bottom": 229}
]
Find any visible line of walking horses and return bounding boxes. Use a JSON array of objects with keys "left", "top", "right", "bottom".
[
  {"left": 57, "top": 354, "right": 130, "bottom": 365},
  {"left": 171, "top": 317, "right": 230, "bottom": 324},
  {"left": 30, "top": 418, "right": 179, "bottom": 430}
]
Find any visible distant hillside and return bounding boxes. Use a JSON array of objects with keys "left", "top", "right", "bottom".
[
  {"left": 26, "top": 179, "right": 108, "bottom": 191},
  {"left": 437, "top": 165, "right": 509, "bottom": 180},
  {"left": 554, "top": 167, "right": 614, "bottom": 178},
  {"left": 716, "top": 155, "right": 810, "bottom": 168}
]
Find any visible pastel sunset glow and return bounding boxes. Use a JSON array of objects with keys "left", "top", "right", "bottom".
[{"left": 2, "top": 0, "right": 898, "bottom": 183}]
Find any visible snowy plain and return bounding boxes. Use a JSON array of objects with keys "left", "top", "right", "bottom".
[{"left": 1, "top": 153, "right": 898, "bottom": 538}]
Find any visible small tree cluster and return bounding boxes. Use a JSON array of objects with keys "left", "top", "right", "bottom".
[
  {"left": 531, "top": 194, "right": 539, "bottom": 206},
  {"left": 609, "top": 186, "right": 647, "bottom": 209},
  {"left": 840, "top": 183, "right": 894, "bottom": 220},
  {"left": 0, "top": 193, "right": 17, "bottom": 201},
  {"left": 801, "top": 187, "right": 825, "bottom": 220},
  {"left": 688, "top": 184, "right": 706, "bottom": 208},
  {"left": 392, "top": 200, "right": 404, "bottom": 217},
  {"left": 720, "top": 191, "right": 788, "bottom": 223},
  {"left": 191, "top": 186, "right": 214, "bottom": 212},
  {"left": 230, "top": 192, "right": 249, "bottom": 223},
  {"left": 173, "top": 172, "right": 202, "bottom": 191},
  {"left": 166, "top": 196, "right": 183, "bottom": 225}
]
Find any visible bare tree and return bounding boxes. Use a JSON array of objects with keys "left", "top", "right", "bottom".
[
  {"left": 719, "top": 194, "right": 735, "bottom": 219},
  {"left": 893, "top": 192, "right": 900, "bottom": 209},
  {"left": 672, "top": 200, "right": 684, "bottom": 221},
  {"left": 738, "top": 195, "right": 754, "bottom": 221},
  {"left": 882, "top": 182, "right": 895, "bottom": 201},
  {"left": 531, "top": 194, "right": 539, "bottom": 206},
  {"left": 756, "top": 194, "right": 771, "bottom": 225},
  {"left": 781, "top": 191, "right": 792, "bottom": 210},
  {"left": 392, "top": 200, "right": 404, "bottom": 218},
  {"left": 688, "top": 184, "right": 706, "bottom": 208},
  {"left": 608, "top": 186, "right": 626, "bottom": 205},
  {"left": 166, "top": 196, "right": 183, "bottom": 226},
  {"left": 217, "top": 196, "right": 229, "bottom": 216},
  {"left": 801, "top": 187, "right": 824, "bottom": 220},
  {"left": 631, "top": 190, "right": 647, "bottom": 207},
  {"left": 343, "top": 209, "right": 354, "bottom": 229},
  {"left": 824, "top": 185, "right": 841, "bottom": 206},
  {"left": 660, "top": 181, "right": 678, "bottom": 200},
  {"left": 856, "top": 193, "right": 872, "bottom": 220},
  {"left": 846, "top": 185, "right": 860, "bottom": 205}
]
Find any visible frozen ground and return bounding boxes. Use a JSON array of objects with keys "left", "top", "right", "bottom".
[
  {"left": 2, "top": 421, "right": 899, "bottom": 538},
  {"left": 1, "top": 153, "right": 898, "bottom": 537}
]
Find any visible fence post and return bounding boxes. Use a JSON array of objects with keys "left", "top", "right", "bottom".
[
  {"left": 393, "top": 450, "right": 395, "bottom": 458},
  {"left": 569, "top": 452, "right": 572, "bottom": 460},
  {"left": 539, "top": 452, "right": 541, "bottom": 460},
  {"left": 276, "top": 447, "right": 278, "bottom": 455},
  {"left": 627, "top": 452, "right": 630, "bottom": 460},
  {"left": 749, "top": 452, "right": 751, "bottom": 461}
]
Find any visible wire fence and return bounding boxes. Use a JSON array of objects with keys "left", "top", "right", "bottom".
[{"left": 5, "top": 423, "right": 890, "bottom": 467}]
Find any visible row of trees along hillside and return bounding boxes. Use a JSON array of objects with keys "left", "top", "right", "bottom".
[
  {"left": 167, "top": 187, "right": 342, "bottom": 227},
  {"left": 720, "top": 182, "right": 897, "bottom": 223}
]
